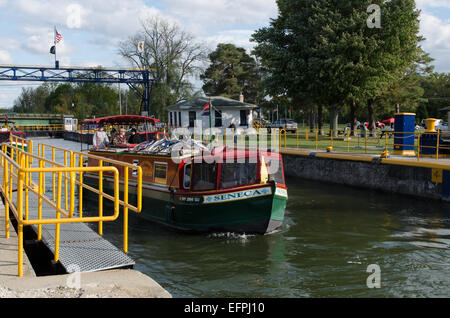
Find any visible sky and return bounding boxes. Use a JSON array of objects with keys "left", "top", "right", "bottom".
[{"left": 0, "top": 0, "right": 449, "bottom": 109}]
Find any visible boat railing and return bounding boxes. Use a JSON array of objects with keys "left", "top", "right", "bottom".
[
  {"left": 38, "top": 143, "right": 142, "bottom": 253},
  {"left": 0, "top": 143, "right": 121, "bottom": 276}
]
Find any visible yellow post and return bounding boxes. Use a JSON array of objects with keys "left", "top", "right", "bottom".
[
  {"left": 347, "top": 129, "right": 350, "bottom": 153},
  {"left": 417, "top": 133, "right": 421, "bottom": 161},
  {"left": 69, "top": 152, "right": 75, "bottom": 218},
  {"left": 3, "top": 161, "right": 9, "bottom": 238},
  {"left": 123, "top": 168, "right": 129, "bottom": 253},
  {"left": 64, "top": 151, "right": 68, "bottom": 211},
  {"left": 305, "top": 130, "right": 309, "bottom": 141},
  {"left": 385, "top": 132, "right": 388, "bottom": 154},
  {"left": 52, "top": 148, "right": 55, "bottom": 202},
  {"left": 54, "top": 172, "right": 62, "bottom": 263},
  {"left": 38, "top": 158, "right": 43, "bottom": 241},
  {"left": 296, "top": 130, "right": 299, "bottom": 148},
  {"left": 365, "top": 132, "right": 368, "bottom": 154},
  {"left": 41, "top": 146, "right": 45, "bottom": 194},
  {"left": 25, "top": 154, "right": 29, "bottom": 221},
  {"left": 331, "top": 129, "right": 333, "bottom": 150},
  {"left": 284, "top": 130, "right": 287, "bottom": 149},
  {"left": 98, "top": 160, "right": 103, "bottom": 236},
  {"left": 436, "top": 130, "right": 440, "bottom": 159},
  {"left": 315, "top": 129, "right": 318, "bottom": 151},
  {"left": 17, "top": 169, "right": 24, "bottom": 277},
  {"left": 78, "top": 154, "right": 83, "bottom": 218}
]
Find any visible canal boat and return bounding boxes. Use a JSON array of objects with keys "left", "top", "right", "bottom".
[{"left": 81, "top": 117, "right": 288, "bottom": 234}]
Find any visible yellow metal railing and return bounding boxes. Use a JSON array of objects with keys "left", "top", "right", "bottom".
[
  {"left": 193, "top": 127, "right": 450, "bottom": 161},
  {"left": 9, "top": 134, "right": 33, "bottom": 155},
  {"left": 14, "top": 124, "right": 65, "bottom": 131},
  {"left": 38, "top": 143, "right": 143, "bottom": 253},
  {"left": 0, "top": 143, "right": 122, "bottom": 277}
]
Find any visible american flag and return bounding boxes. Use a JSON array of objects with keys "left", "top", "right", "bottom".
[{"left": 55, "top": 28, "right": 62, "bottom": 44}]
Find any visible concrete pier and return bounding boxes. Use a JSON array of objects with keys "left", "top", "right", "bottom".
[
  {"left": 282, "top": 147, "right": 450, "bottom": 201},
  {"left": 0, "top": 199, "right": 171, "bottom": 298}
]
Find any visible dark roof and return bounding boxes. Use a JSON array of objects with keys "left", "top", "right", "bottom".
[
  {"left": 167, "top": 96, "right": 257, "bottom": 111},
  {"left": 80, "top": 115, "right": 160, "bottom": 126}
]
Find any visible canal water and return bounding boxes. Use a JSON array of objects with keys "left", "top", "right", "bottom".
[{"left": 34, "top": 138, "right": 450, "bottom": 297}]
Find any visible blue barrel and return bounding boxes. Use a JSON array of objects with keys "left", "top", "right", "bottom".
[{"left": 393, "top": 113, "right": 416, "bottom": 156}]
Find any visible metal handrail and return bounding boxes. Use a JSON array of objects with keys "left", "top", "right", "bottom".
[
  {"left": 38, "top": 143, "right": 143, "bottom": 253},
  {"left": 0, "top": 143, "right": 124, "bottom": 277}
]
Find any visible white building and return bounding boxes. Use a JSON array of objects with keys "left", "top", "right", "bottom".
[{"left": 167, "top": 96, "right": 259, "bottom": 134}]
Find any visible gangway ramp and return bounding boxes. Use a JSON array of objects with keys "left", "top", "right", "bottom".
[
  {"left": 30, "top": 207, "right": 135, "bottom": 273},
  {"left": 1, "top": 139, "right": 143, "bottom": 276}
]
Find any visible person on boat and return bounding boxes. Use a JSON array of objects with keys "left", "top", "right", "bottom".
[
  {"left": 111, "top": 128, "right": 128, "bottom": 147},
  {"left": 93, "top": 125, "right": 109, "bottom": 149},
  {"left": 127, "top": 127, "right": 140, "bottom": 144}
]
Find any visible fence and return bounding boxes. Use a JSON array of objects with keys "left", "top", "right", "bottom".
[{"left": 0, "top": 140, "right": 143, "bottom": 276}]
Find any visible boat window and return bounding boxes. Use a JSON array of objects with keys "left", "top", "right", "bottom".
[
  {"left": 154, "top": 163, "right": 168, "bottom": 184},
  {"left": 192, "top": 163, "right": 217, "bottom": 191},
  {"left": 267, "top": 160, "right": 284, "bottom": 185},
  {"left": 220, "top": 162, "right": 257, "bottom": 189},
  {"left": 184, "top": 163, "right": 191, "bottom": 189}
]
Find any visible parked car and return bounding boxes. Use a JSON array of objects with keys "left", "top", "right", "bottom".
[
  {"left": 436, "top": 122, "right": 448, "bottom": 131},
  {"left": 269, "top": 119, "right": 298, "bottom": 133}
]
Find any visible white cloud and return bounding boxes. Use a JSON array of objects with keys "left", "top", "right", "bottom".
[
  {"left": 419, "top": 12, "right": 450, "bottom": 72},
  {"left": 164, "top": 0, "right": 278, "bottom": 30},
  {"left": 416, "top": 0, "right": 450, "bottom": 9},
  {"left": 204, "top": 29, "right": 256, "bottom": 52},
  {"left": 0, "top": 50, "right": 13, "bottom": 64}
]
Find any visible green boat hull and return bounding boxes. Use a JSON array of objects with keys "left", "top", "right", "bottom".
[{"left": 84, "top": 175, "right": 287, "bottom": 234}]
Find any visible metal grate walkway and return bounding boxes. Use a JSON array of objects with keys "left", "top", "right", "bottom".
[{"left": 12, "top": 191, "right": 134, "bottom": 274}]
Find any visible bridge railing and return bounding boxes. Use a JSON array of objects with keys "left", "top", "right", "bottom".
[{"left": 0, "top": 143, "right": 121, "bottom": 277}]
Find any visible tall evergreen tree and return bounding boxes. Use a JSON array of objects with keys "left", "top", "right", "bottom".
[
  {"left": 252, "top": 0, "right": 422, "bottom": 136},
  {"left": 201, "top": 43, "right": 263, "bottom": 104}
]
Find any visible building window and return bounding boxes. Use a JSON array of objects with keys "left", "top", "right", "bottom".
[
  {"left": 240, "top": 110, "right": 249, "bottom": 126},
  {"left": 154, "top": 162, "right": 168, "bottom": 184},
  {"left": 215, "top": 110, "right": 222, "bottom": 127},
  {"left": 178, "top": 112, "right": 182, "bottom": 127},
  {"left": 189, "top": 111, "right": 196, "bottom": 128},
  {"left": 169, "top": 112, "right": 173, "bottom": 126}
]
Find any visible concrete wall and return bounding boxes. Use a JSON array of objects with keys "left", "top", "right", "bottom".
[
  {"left": 282, "top": 153, "right": 445, "bottom": 201},
  {"left": 64, "top": 131, "right": 93, "bottom": 145}
]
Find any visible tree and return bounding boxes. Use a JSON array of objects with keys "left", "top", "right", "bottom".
[
  {"left": 252, "top": 0, "right": 422, "bottom": 136},
  {"left": 119, "top": 16, "right": 208, "bottom": 119},
  {"left": 201, "top": 43, "right": 263, "bottom": 104}
]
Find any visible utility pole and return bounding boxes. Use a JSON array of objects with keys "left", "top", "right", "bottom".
[{"left": 118, "top": 82, "right": 122, "bottom": 115}]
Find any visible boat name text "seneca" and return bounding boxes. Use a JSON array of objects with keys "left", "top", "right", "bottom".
[{"left": 203, "top": 187, "right": 272, "bottom": 204}]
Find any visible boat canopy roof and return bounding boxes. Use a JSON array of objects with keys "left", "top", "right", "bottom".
[{"left": 81, "top": 115, "right": 160, "bottom": 127}]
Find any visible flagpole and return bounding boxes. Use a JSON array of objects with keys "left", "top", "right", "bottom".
[
  {"left": 54, "top": 26, "right": 57, "bottom": 67},
  {"left": 209, "top": 97, "right": 213, "bottom": 143}
]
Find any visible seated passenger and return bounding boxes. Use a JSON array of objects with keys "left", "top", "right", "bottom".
[
  {"left": 93, "top": 126, "right": 109, "bottom": 149},
  {"left": 112, "top": 128, "right": 128, "bottom": 147},
  {"left": 127, "top": 128, "right": 140, "bottom": 144}
]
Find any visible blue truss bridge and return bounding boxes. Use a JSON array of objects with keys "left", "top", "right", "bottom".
[{"left": 0, "top": 64, "right": 156, "bottom": 115}]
